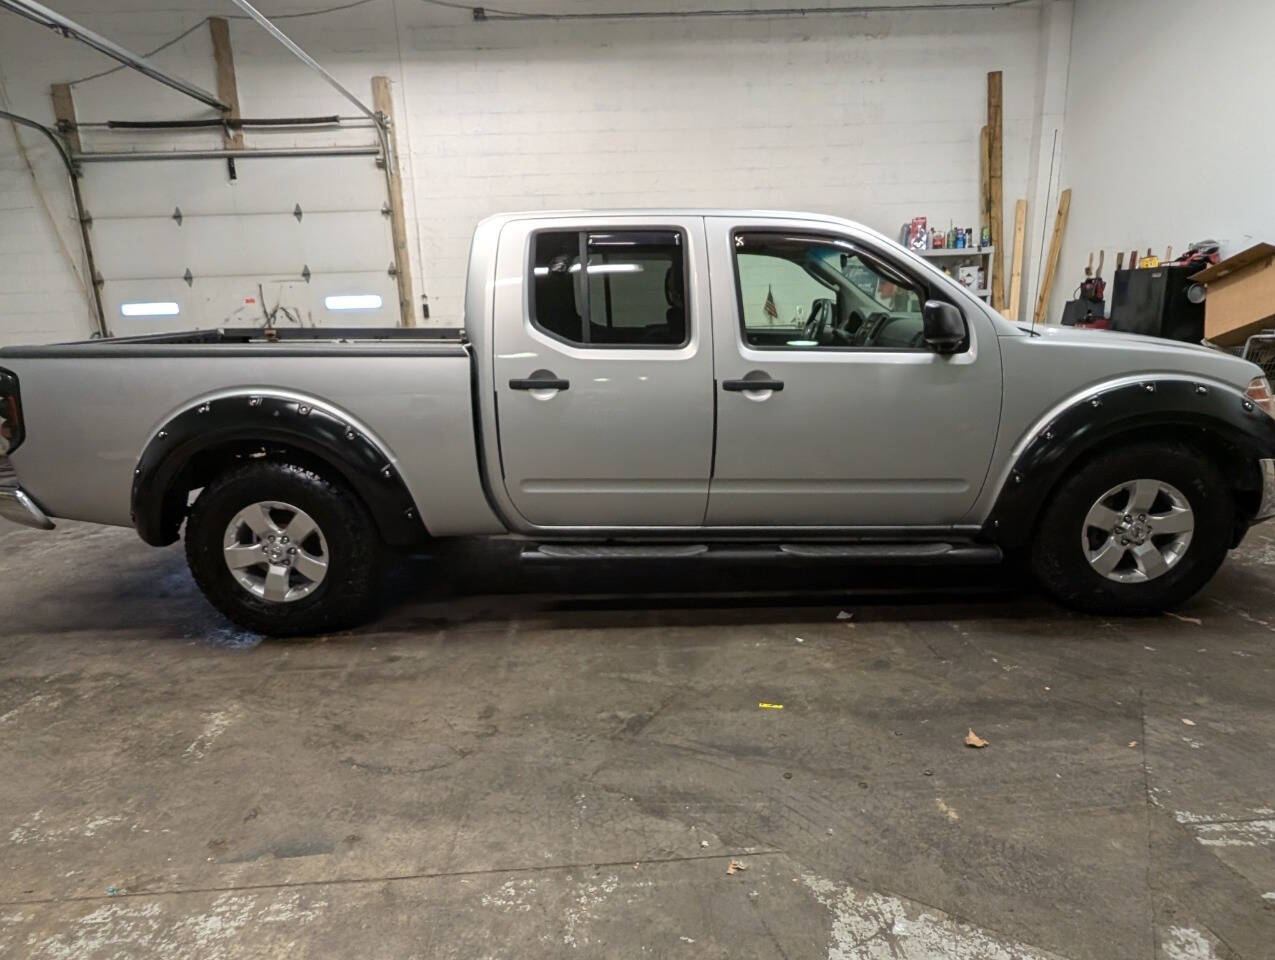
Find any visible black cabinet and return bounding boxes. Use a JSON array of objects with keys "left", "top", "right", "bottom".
[{"left": 1109, "top": 265, "right": 1204, "bottom": 343}]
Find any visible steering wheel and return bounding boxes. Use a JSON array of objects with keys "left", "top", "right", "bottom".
[{"left": 803, "top": 299, "right": 834, "bottom": 344}]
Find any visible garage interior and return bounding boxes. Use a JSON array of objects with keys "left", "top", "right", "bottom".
[{"left": 2, "top": 1, "right": 1275, "bottom": 958}]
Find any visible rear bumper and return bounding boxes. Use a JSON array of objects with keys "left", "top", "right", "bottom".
[
  {"left": 1254, "top": 458, "right": 1275, "bottom": 524},
  {"left": 0, "top": 456, "right": 54, "bottom": 531}
]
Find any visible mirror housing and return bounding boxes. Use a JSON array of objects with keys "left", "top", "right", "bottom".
[{"left": 922, "top": 300, "right": 966, "bottom": 354}]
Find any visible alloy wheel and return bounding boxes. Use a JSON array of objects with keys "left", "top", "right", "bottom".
[
  {"left": 1081, "top": 479, "right": 1194, "bottom": 583},
  {"left": 222, "top": 501, "right": 329, "bottom": 602}
]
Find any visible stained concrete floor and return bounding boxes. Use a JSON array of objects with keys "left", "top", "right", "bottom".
[{"left": 1, "top": 521, "right": 1274, "bottom": 959}]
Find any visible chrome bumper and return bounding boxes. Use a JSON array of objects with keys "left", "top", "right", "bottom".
[
  {"left": 0, "top": 456, "right": 54, "bottom": 531},
  {"left": 1255, "top": 459, "right": 1275, "bottom": 524}
]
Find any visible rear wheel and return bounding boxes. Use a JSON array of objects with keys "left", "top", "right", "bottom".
[
  {"left": 185, "top": 460, "right": 380, "bottom": 636},
  {"left": 1030, "top": 441, "right": 1233, "bottom": 615}
]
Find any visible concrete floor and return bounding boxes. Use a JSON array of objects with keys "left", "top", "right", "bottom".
[{"left": 1, "top": 521, "right": 1274, "bottom": 959}]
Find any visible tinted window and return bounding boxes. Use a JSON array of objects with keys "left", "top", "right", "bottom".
[
  {"left": 734, "top": 233, "right": 925, "bottom": 350},
  {"left": 531, "top": 230, "right": 687, "bottom": 347}
]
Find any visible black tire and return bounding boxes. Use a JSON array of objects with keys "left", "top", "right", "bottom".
[
  {"left": 1030, "top": 441, "right": 1234, "bottom": 616},
  {"left": 185, "top": 460, "right": 381, "bottom": 637}
]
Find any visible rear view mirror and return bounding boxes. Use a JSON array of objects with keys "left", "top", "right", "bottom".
[{"left": 922, "top": 300, "right": 966, "bottom": 354}]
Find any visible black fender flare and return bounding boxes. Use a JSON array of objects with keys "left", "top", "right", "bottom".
[
  {"left": 983, "top": 377, "right": 1275, "bottom": 549},
  {"left": 131, "top": 392, "right": 426, "bottom": 547}
]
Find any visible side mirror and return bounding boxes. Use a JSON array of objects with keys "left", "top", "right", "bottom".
[{"left": 922, "top": 300, "right": 966, "bottom": 354}]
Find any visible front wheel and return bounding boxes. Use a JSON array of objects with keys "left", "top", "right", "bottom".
[
  {"left": 185, "top": 460, "right": 381, "bottom": 636},
  {"left": 1030, "top": 441, "right": 1234, "bottom": 615}
]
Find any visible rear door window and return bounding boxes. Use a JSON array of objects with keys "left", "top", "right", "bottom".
[{"left": 530, "top": 230, "right": 688, "bottom": 347}]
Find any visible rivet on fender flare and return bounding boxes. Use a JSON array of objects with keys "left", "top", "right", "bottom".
[
  {"left": 1196, "top": 384, "right": 1208, "bottom": 395},
  {"left": 248, "top": 396, "right": 262, "bottom": 407},
  {"left": 1243, "top": 400, "right": 1254, "bottom": 412},
  {"left": 1090, "top": 397, "right": 1102, "bottom": 408},
  {"left": 157, "top": 430, "right": 168, "bottom": 440},
  {"left": 1143, "top": 383, "right": 1156, "bottom": 393},
  {"left": 381, "top": 466, "right": 394, "bottom": 479},
  {"left": 197, "top": 403, "right": 210, "bottom": 415},
  {"left": 298, "top": 405, "right": 311, "bottom": 416}
]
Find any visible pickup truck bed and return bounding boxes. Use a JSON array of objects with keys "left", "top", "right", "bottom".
[{"left": 0, "top": 326, "right": 505, "bottom": 540}]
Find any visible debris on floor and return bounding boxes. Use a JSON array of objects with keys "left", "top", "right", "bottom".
[
  {"left": 965, "top": 728, "right": 989, "bottom": 748},
  {"left": 1182, "top": 718, "right": 1196, "bottom": 726},
  {"left": 1128, "top": 740, "right": 1138, "bottom": 748},
  {"left": 1166, "top": 612, "right": 1203, "bottom": 625},
  {"left": 758, "top": 702, "right": 783, "bottom": 710},
  {"left": 726, "top": 859, "right": 747, "bottom": 875},
  {"left": 836, "top": 611, "right": 854, "bottom": 621}
]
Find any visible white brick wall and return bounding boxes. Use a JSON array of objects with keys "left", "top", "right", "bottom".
[
  {"left": 2, "top": 0, "right": 1056, "bottom": 343},
  {"left": 1051, "top": 0, "right": 1275, "bottom": 324}
]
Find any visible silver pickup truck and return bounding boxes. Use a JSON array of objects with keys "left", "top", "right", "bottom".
[{"left": 3, "top": 210, "right": 1275, "bottom": 635}]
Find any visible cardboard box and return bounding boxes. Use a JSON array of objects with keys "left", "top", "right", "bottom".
[{"left": 1193, "top": 243, "right": 1275, "bottom": 346}]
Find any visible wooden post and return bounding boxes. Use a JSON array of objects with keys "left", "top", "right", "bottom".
[
  {"left": 979, "top": 125, "right": 990, "bottom": 236},
  {"left": 208, "top": 17, "right": 243, "bottom": 150},
  {"left": 986, "top": 71, "right": 1005, "bottom": 311},
  {"left": 372, "top": 76, "right": 417, "bottom": 327},
  {"left": 50, "top": 83, "right": 82, "bottom": 152},
  {"left": 1006, "top": 198, "right": 1027, "bottom": 322},
  {"left": 49, "top": 82, "right": 108, "bottom": 336},
  {"left": 1033, "top": 188, "right": 1071, "bottom": 328}
]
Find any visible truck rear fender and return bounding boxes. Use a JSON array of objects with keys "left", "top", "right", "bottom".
[
  {"left": 984, "top": 375, "right": 1275, "bottom": 549},
  {"left": 132, "top": 390, "right": 427, "bottom": 548}
]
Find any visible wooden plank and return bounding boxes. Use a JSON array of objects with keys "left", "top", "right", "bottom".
[
  {"left": 372, "top": 75, "right": 417, "bottom": 328},
  {"left": 50, "top": 83, "right": 81, "bottom": 153},
  {"left": 979, "top": 124, "right": 990, "bottom": 237},
  {"left": 208, "top": 17, "right": 244, "bottom": 150},
  {"left": 1006, "top": 198, "right": 1026, "bottom": 321},
  {"left": 987, "top": 70, "right": 1005, "bottom": 311},
  {"left": 1032, "top": 188, "right": 1071, "bottom": 327}
]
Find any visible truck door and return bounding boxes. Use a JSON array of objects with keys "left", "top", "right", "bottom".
[
  {"left": 492, "top": 217, "right": 714, "bottom": 528},
  {"left": 705, "top": 218, "right": 1002, "bottom": 527}
]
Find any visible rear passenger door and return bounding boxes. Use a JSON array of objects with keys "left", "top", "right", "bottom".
[{"left": 492, "top": 217, "right": 715, "bottom": 528}]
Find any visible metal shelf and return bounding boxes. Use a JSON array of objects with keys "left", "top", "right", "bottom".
[{"left": 915, "top": 247, "right": 994, "bottom": 258}]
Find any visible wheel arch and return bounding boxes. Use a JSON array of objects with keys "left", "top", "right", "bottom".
[
  {"left": 985, "top": 377, "right": 1275, "bottom": 550},
  {"left": 132, "top": 391, "right": 428, "bottom": 548}
]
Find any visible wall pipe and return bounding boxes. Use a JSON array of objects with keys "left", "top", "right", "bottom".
[{"left": 463, "top": 0, "right": 1034, "bottom": 20}]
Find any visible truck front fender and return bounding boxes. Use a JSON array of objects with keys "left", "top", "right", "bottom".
[
  {"left": 132, "top": 391, "right": 426, "bottom": 547},
  {"left": 984, "top": 375, "right": 1275, "bottom": 549}
]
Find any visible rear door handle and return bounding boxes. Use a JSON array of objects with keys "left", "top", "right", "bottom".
[
  {"left": 510, "top": 369, "right": 570, "bottom": 391},
  {"left": 723, "top": 374, "right": 784, "bottom": 392}
]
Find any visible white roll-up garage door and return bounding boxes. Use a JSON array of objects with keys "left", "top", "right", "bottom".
[{"left": 81, "top": 153, "right": 398, "bottom": 337}]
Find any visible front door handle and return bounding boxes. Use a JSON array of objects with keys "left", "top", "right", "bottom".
[
  {"left": 510, "top": 369, "right": 570, "bottom": 391},
  {"left": 723, "top": 371, "right": 784, "bottom": 392}
]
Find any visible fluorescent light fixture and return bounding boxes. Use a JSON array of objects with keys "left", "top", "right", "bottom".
[
  {"left": 120, "top": 301, "right": 180, "bottom": 317},
  {"left": 324, "top": 294, "right": 383, "bottom": 311}
]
